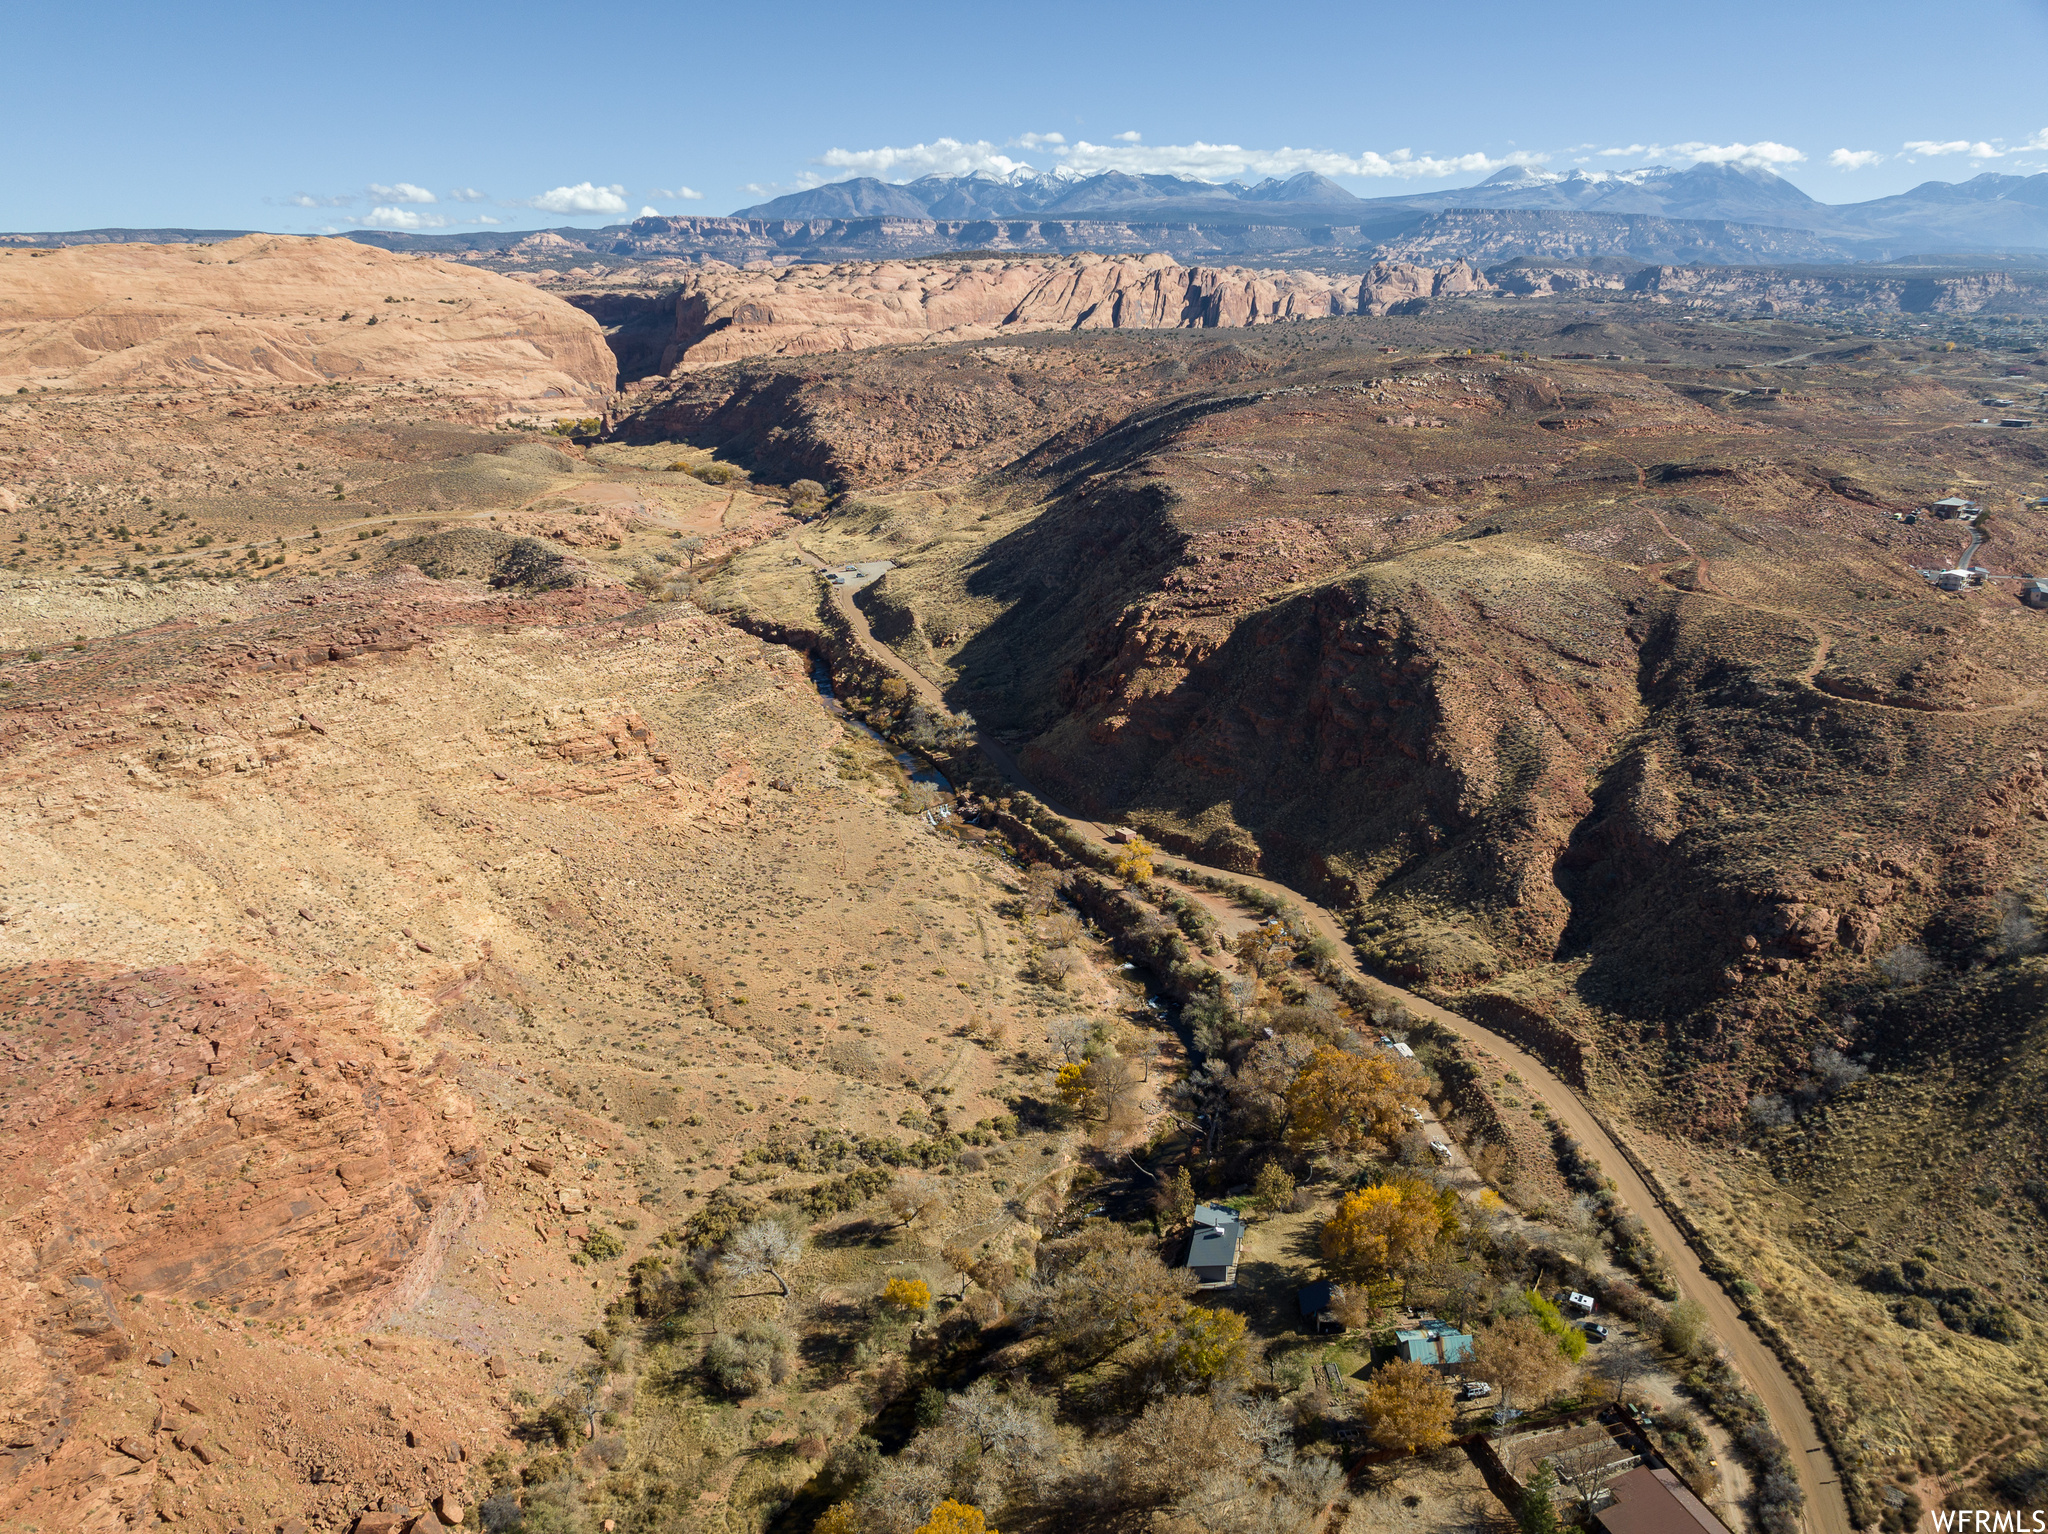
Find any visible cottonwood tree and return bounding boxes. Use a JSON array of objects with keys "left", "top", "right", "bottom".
[
  {"left": 1474, "top": 1314, "right": 1576, "bottom": 1410},
  {"left": 1283, "top": 1045, "right": 1424, "bottom": 1158},
  {"left": 1047, "top": 1015, "right": 1094, "bottom": 1063},
  {"left": 1360, "top": 1357, "right": 1455, "bottom": 1453},
  {"left": 1025, "top": 1225, "right": 1196, "bottom": 1369},
  {"left": 718, "top": 1220, "right": 804, "bottom": 1299},
  {"left": 1321, "top": 1176, "right": 1445, "bottom": 1288}
]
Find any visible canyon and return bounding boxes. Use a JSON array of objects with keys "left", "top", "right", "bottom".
[{"left": 4, "top": 237, "right": 2047, "bottom": 1534}]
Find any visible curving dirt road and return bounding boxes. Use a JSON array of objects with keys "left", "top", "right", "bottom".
[{"left": 784, "top": 543, "right": 1853, "bottom": 1534}]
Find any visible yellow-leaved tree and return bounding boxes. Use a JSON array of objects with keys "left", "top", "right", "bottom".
[
  {"left": 1283, "top": 1045, "right": 1422, "bottom": 1157},
  {"left": 1159, "top": 1304, "right": 1251, "bottom": 1389},
  {"left": 916, "top": 1499, "right": 998, "bottom": 1534},
  {"left": 882, "top": 1277, "right": 932, "bottom": 1313},
  {"left": 1113, "top": 835, "right": 1155, "bottom": 884},
  {"left": 814, "top": 1505, "right": 862, "bottom": 1534},
  {"left": 1321, "top": 1176, "right": 1446, "bottom": 1287},
  {"left": 1359, "top": 1357, "right": 1456, "bottom": 1453}
]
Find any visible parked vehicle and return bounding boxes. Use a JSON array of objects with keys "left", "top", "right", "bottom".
[
  {"left": 1583, "top": 1322, "right": 1610, "bottom": 1342},
  {"left": 1428, "top": 1140, "right": 1452, "bottom": 1161},
  {"left": 1459, "top": 1380, "right": 1494, "bottom": 1399}
]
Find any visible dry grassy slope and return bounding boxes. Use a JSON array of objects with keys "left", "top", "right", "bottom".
[
  {"left": 0, "top": 562, "right": 1043, "bottom": 1531},
  {"left": 711, "top": 306, "right": 2048, "bottom": 1490},
  {"left": 0, "top": 235, "right": 615, "bottom": 400}
]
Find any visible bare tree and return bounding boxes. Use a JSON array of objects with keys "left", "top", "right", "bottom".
[
  {"left": 886, "top": 1172, "right": 950, "bottom": 1230},
  {"left": 1023, "top": 863, "right": 1068, "bottom": 915},
  {"left": 1048, "top": 1016, "right": 1095, "bottom": 1063},
  {"left": 718, "top": 1220, "right": 804, "bottom": 1299},
  {"left": 1592, "top": 1334, "right": 1653, "bottom": 1406}
]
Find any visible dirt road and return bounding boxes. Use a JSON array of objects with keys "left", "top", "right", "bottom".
[{"left": 782, "top": 540, "right": 1852, "bottom": 1534}]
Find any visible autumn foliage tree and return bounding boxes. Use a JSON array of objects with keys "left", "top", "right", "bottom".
[
  {"left": 1113, "top": 835, "right": 1155, "bottom": 884},
  {"left": 1151, "top": 1305, "right": 1251, "bottom": 1391},
  {"left": 1321, "top": 1176, "right": 1447, "bottom": 1285},
  {"left": 1283, "top": 1045, "right": 1424, "bottom": 1157},
  {"left": 882, "top": 1277, "right": 932, "bottom": 1313},
  {"left": 1028, "top": 1225, "right": 1197, "bottom": 1370},
  {"left": 916, "top": 1500, "right": 998, "bottom": 1534},
  {"left": 1359, "top": 1357, "right": 1456, "bottom": 1452},
  {"left": 1474, "top": 1314, "right": 1577, "bottom": 1409}
]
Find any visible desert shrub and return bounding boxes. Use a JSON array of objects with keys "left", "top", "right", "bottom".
[
  {"left": 1876, "top": 943, "right": 1930, "bottom": 983},
  {"left": 582, "top": 1228, "right": 625, "bottom": 1261},
  {"left": 771, "top": 1163, "right": 893, "bottom": 1216},
  {"left": 703, "top": 1320, "right": 792, "bottom": 1397},
  {"left": 1662, "top": 1297, "right": 1711, "bottom": 1358},
  {"left": 691, "top": 463, "right": 738, "bottom": 485},
  {"left": 819, "top": 1435, "right": 882, "bottom": 1500},
  {"left": 1748, "top": 1094, "right": 1794, "bottom": 1128}
]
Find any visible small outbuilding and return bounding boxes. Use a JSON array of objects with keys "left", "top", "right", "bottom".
[
  {"left": 1297, "top": 1279, "right": 1344, "bottom": 1332},
  {"left": 1932, "top": 497, "right": 1979, "bottom": 518},
  {"left": 2022, "top": 578, "right": 2048, "bottom": 610}
]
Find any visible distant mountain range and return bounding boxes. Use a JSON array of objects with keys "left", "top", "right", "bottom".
[
  {"left": 8, "top": 165, "right": 2048, "bottom": 270},
  {"left": 728, "top": 161, "right": 2048, "bottom": 255}
]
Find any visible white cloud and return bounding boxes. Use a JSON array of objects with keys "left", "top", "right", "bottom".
[
  {"left": 1829, "top": 148, "right": 1885, "bottom": 170},
  {"left": 649, "top": 185, "right": 705, "bottom": 200},
  {"left": 1903, "top": 139, "right": 2000, "bottom": 157},
  {"left": 2022, "top": 128, "right": 2048, "bottom": 151},
  {"left": 812, "top": 135, "right": 1547, "bottom": 185},
  {"left": 639, "top": 205, "right": 660, "bottom": 217},
  {"left": 1112, "top": 130, "right": 1142, "bottom": 143},
  {"left": 818, "top": 138, "right": 1039, "bottom": 179},
  {"left": 446, "top": 187, "right": 488, "bottom": 202},
  {"left": 1602, "top": 140, "right": 1805, "bottom": 168},
  {"left": 368, "top": 182, "right": 438, "bottom": 204},
  {"left": 290, "top": 193, "right": 353, "bottom": 208},
  {"left": 357, "top": 206, "right": 452, "bottom": 230},
  {"left": 1060, "top": 139, "right": 1546, "bottom": 181},
  {"left": 516, "top": 182, "right": 630, "bottom": 214}
]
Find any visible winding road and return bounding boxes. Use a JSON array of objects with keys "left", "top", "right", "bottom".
[{"left": 786, "top": 540, "right": 1853, "bottom": 1534}]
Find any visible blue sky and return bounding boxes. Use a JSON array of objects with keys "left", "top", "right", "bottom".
[{"left": 8, "top": 0, "right": 2048, "bottom": 233}]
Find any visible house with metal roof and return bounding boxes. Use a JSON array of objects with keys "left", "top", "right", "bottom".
[
  {"left": 1393, "top": 1318, "right": 1474, "bottom": 1365},
  {"left": 1183, "top": 1204, "right": 1244, "bottom": 1287}
]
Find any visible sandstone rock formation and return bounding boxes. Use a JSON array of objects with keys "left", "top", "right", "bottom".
[
  {"left": 0, "top": 235, "right": 615, "bottom": 400},
  {"left": 623, "top": 255, "right": 1366, "bottom": 374},
  {"left": 1355, "top": 259, "right": 1492, "bottom": 315}
]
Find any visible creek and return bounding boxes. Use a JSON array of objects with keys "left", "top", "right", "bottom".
[{"left": 808, "top": 653, "right": 953, "bottom": 794}]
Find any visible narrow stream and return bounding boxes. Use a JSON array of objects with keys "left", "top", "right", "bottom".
[{"left": 808, "top": 652, "right": 953, "bottom": 793}]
